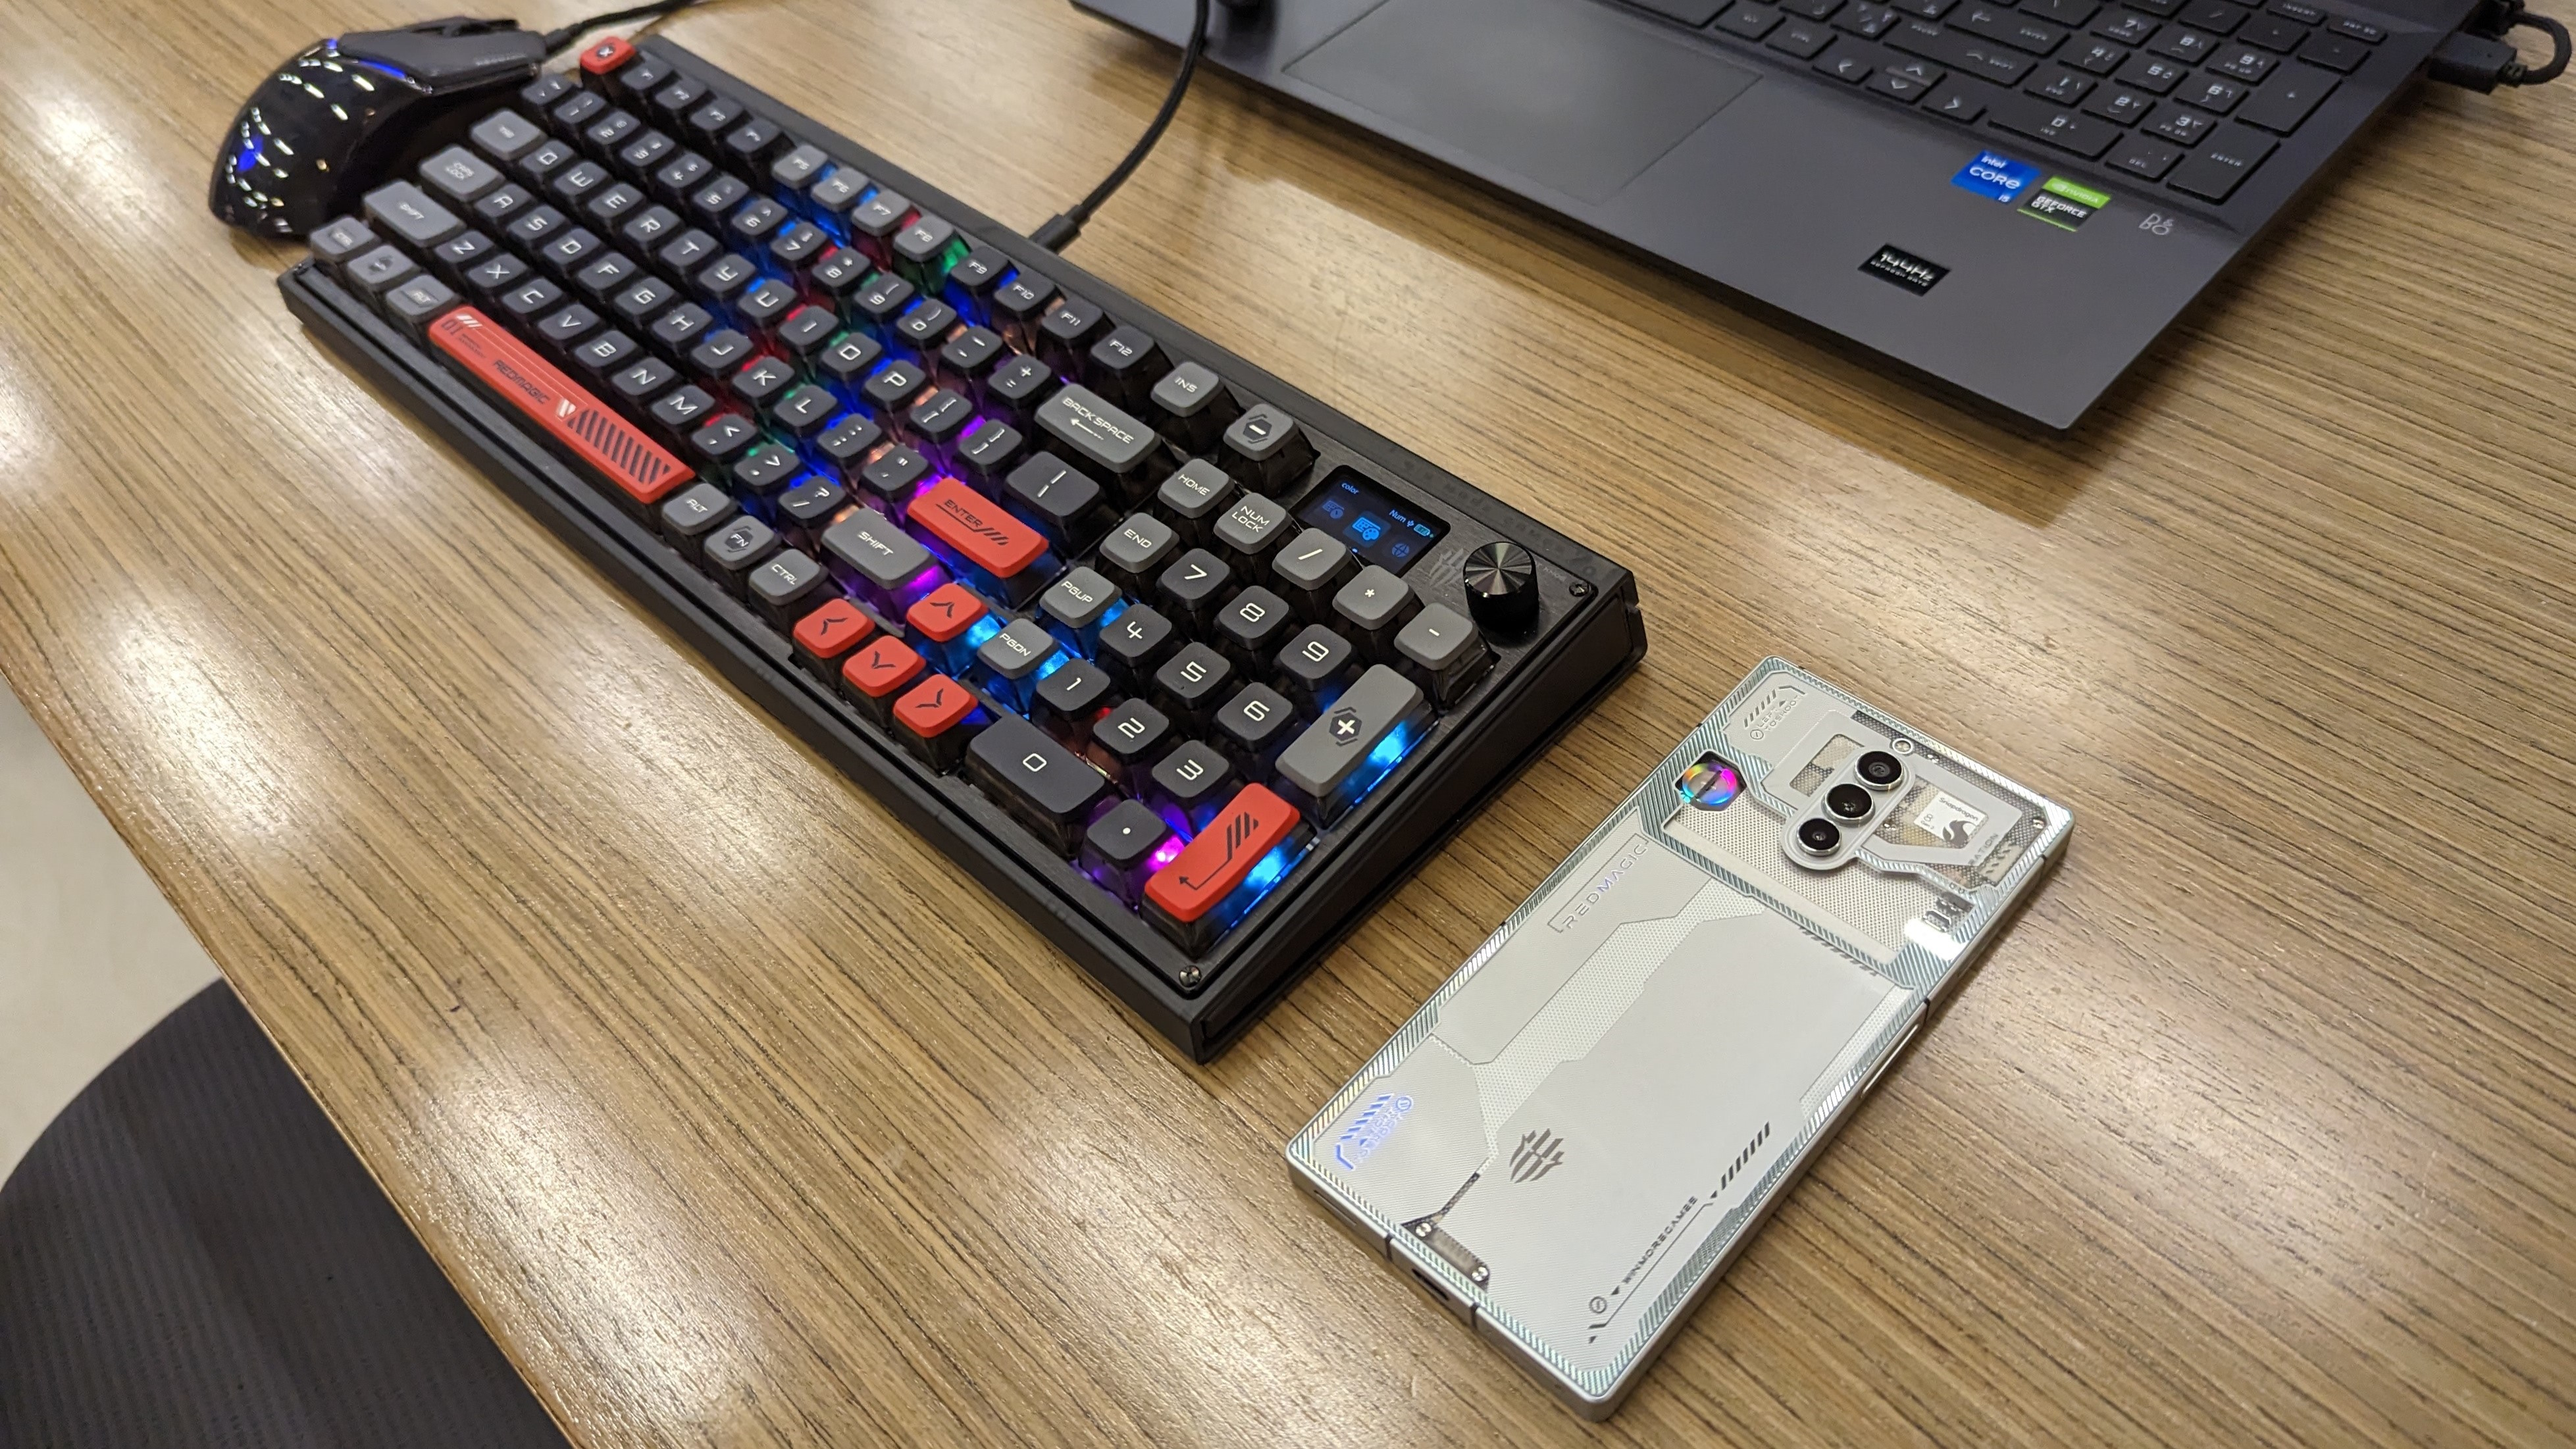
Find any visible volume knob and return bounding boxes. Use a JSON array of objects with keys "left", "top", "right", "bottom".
[{"left": 1460, "top": 541, "right": 1539, "bottom": 635}]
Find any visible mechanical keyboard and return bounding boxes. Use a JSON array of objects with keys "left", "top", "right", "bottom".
[
  {"left": 1624, "top": 0, "right": 2433, "bottom": 205},
  {"left": 274, "top": 34, "right": 1647, "bottom": 1060}
]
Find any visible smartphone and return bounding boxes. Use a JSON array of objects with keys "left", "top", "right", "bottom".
[{"left": 1283, "top": 658, "right": 2073, "bottom": 1417}]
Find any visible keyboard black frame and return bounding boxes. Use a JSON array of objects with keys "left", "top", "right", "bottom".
[{"left": 279, "top": 38, "right": 1648, "bottom": 1061}]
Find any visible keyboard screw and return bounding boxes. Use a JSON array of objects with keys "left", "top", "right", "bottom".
[
  {"left": 1566, "top": 580, "right": 1592, "bottom": 598},
  {"left": 1178, "top": 965, "right": 1204, "bottom": 988},
  {"left": 1470, "top": 1265, "right": 1490, "bottom": 1285}
]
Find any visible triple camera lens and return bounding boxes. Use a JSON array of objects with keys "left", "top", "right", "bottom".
[
  {"left": 1856, "top": 750, "right": 1903, "bottom": 789},
  {"left": 1825, "top": 783, "right": 1873, "bottom": 820},
  {"left": 1795, "top": 817, "right": 1842, "bottom": 855}
]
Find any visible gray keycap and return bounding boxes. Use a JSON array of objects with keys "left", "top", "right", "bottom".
[
  {"left": 1098, "top": 512, "right": 1177, "bottom": 578},
  {"left": 344, "top": 243, "right": 417, "bottom": 296},
  {"left": 977, "top": 618, "right": 1058, "bottom": 682},
  {"left": 419, "top": 145, "right": 503, "bottom": 204},
  {"left": 1273, "top": 528, "right": 1351, "bottom": 595},
  {"left": 307, "top": 216, "right": 378, "bottom": 270},
  {"left": 821, "top": 512, "right": 932, "bottom": 591},
  {"left": 1041, "top": 567, "right": 1120, "bottom": 632},
  {"left": 1214, "top": 492, "right": 1288, "bottom": 560},
  {"left": 705, "top": 516, "right": 779, "bottom": 575},
  {"left": 469, "top": 108, "right": 544, "bottom": 162},
  {"left": 1035, "top": 384, "right": 1160, "bottom": 480},
  {"left": 361, "top": 180, "right": 463, "bottom": 248},
  {"left": 749, "top": 548, "right": 825, "bottom": 611},
  {"left": 382, "top": 273, "right": 458, "bottom": 330},
  {"left": 1332, "top": 565, "right": 1414, "bottom": 633},
  {"left": 1275, "top": 665, "right": 1426, "bottom": 811},
  {"left": 1150, "top": 361, "right": 1226, "bottom": 421},
  {"left": 771, "top": 142, "right": 830, "bottom": 189},
  {"left": 1394, "top": 603, "right": 1489, "bottom": 705},
  {"left": 1224, "top": 403, "right": 1301, "bottom": 467},
  {"left": 660, "top": 482, "right": 736, "bottom": 542},
  {"left": 1157, "top": 459, "right": 1234, "bottom": 526}
]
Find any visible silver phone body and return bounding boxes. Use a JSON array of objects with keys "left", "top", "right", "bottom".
[{"left": 1284, "top": 659, "right": 2073, "bottom": 1417}]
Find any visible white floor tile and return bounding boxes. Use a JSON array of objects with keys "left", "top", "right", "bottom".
[{"left": 0, "top": 676, "right": 219, "bottom": 1182}]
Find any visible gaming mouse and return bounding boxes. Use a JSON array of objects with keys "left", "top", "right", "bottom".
[{"left": 211, "top": 16, "right": 548, "bottom": 238}]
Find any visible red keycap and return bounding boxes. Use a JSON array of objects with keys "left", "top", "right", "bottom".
[
  {"left": 579, "top": 36, "right": 636, "bottom": 76},
  {"left": 892, "top": 673, "right": 976, "bottom": 738},
  {"left": 426, "top": 308, "right": 690, "bottom": 508},
  {"left": 1145, "top": 784, "right": 1300, "bottom": 923},
  {"left": 908, "top": 477, "right": 1046, "bottom": 578},
  {"left": 905, "top": 580, "right": 988, "bottom": 644},
  {"left": 793, "top": 597, "right": 873, "bottom": 661},
  {"left": 842, "top": 637, "right": 925, "bottom": 699}
]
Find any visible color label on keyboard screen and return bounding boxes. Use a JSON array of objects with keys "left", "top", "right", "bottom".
[
  {"left": 1953, "top": 150, "right": 2041, "bottom": 203},
  {"left": 2022, "top": 176, "right": 2110, "bottom": 232}
]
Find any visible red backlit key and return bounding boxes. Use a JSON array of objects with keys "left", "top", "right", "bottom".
[
  {"left": 1145, "top": 783, "right": 1301, "bottom": 935},
  {"left": 905, "top": 580, "right": 989, "bottom": 674},
  {"left": 840, "top": 636, "right": 924, "bottom": 728},
  {"left": 426, "top": 307, "right": 690, "bottom": 511},
  {"left": 792, "top": 597, "right": 873, "bottom": 680},
  {"left": 908, "top": 477, "right": 1048, "bottom": 591},
  {"left": 890, "top": 673, "right": 985, "bottom": 773},
  {"left": 579, "top": 36, "right": 636, "bottom": 78}
]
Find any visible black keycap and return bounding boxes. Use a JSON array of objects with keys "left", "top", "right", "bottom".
[
  {"left": 1146, "top": 362, "right": 1240, "bottom": 455},
  {"left": 861, "top": 358, "right": 930, "bottom": 417},
  {"left": 1784, "top": 0, "right": 1840, "bottom": 18},
  {"left": 686, "top": 95, "right": 748, "bottom": 149},
  {"left": 810, "top": 247, "right": 873, "bottom": 304},
  {"left": 2209, "top": 44, "right": 2277, "bottom": 80},
  {"left": 419, "top": 145, "right": 504, "bottom": 205},
  {"left": 817, "top": 331, "right": 888, "bottom": 395},
  {"left": 1768, "top": 17, "right": 1837, "bottom": 55},
  {"left": 689, "top": 173, "right": 752, "bottom": 230},
  {"left": 655, "top": 151, "right": 716, "bottom": 204},
  {"left": 659, "top": 481, "right": 736, "bottom": 544},
  {"left": 470, "top": 109, "right": 544, "bottom": 164},
  {"left": 2120, "top": 51, "right": 2190, "bottom": 89},
  {"left": 815, "top": 413, "right": 885, "bottom": 477},
  {"left": 2066, "top": 37, "right": 2130, "bottom": 71},
  {"left": 850, "top": 274, "right": 917, "bottom": 333},
  {"left": 689, "top": 328, "right": 756, "bottom": 382},
  {"left": 569, "top": 328, "right": 639, "bottom": 380},
  {"left": 1716, "top": 3, "right": 1784, "bottom": 38},
  {"left": 1988, "top": 91, "right": 2123, "bottom": 154},
  {"left": 1891, "top": 18, "right": 2038, "bottom": 80},
  {"left": 954, "top": 419, "right": 1026, "bottom": 499},
  {"left": 608, "top": 355, "right": 678, "bottom": 405},
  {"left": 2177, "top": 74, "right": 2246, "bottom": 111},
  {"left": 1273, "top": 665, "right": 1428, "bottom": 825},
  {"left": 775, "top": 474, "right": 848, "bottom": 547},
  {"left": 688, "top": 412, "right": 760, "bottom": 469},
  {"left": 461, "top": 250, "right": 531, "bottom": 305},
  {"left": 2083, "top": 86, "right": 2157, "bottom": 122},
  {"left": 1097, "top": 513, "right": 1180, "bottom": 600},
  {"left": 2238, "top": 14, "right": 2308, "bottom": 49},
  {"left": 549, "top": 159, "right": 611, "bottom": 211},
  {"left": 648, "top": 301, "right": 715, "bottom": 358},
  {"left": 771, "top": 220, "right": 831, "bottom": 272},
  {"left": 498, "top": 276, "right": 565, "bottom": 324},
  {"left": 382, "top": 274, "right": 459, "bottom": 334},
  {"left": 1834, "top": 1, "right": 1901, "bottom": 35},
  {"left": 2110, "top": 133, "right": 2185, "bottom": 177},
  {"left": 2024, "top": 0, "right": 2098, "bottom": 21},
  {"left": 1393, "top": 603, "right": 1491, "bottom": 706},
  {"left": 705, "top": 513, "right": 782, "bottom": 591},
  {"left": 892, "top": 214, "right": 958, "bottom": 283},
  {"left": 521, "top": 71, "right": 577, "bottom": 111},
  {"left": 619, "top": 204, "right": 684, "bottom": 254},
  {"left": 650, "top": 75, "right": 709, "bottom": 125},
  {"left": 908, "top": 388, "right": 975, "bottom": 452},
  {"left": 1214, "top": 586, "right": 1296, "bottom": 671},
  {"left": 1886, "top": 0, "right": 1957, "bottom": 16},
  {"left": 1093, "top": 699, "right": 1173, "bottom": 794},
  {"left": 2150, "top": 107, "right": 2217, "bottom": 142},
  {"left": 2235, "top": 63, "right": 2336, "bottom": 131},
  {"left": 771, "top": 142, "right": 831, "bottom": 194},
  {"left": 1153, "top": 642, "right": 1235, "bottom": 726},
  {"left": 1220, "top": 404, "right": 1316, "bottom": 490},
  {"left": 848, "top": 188, "right": 913, "bottom": 251},
  {"left": 2177, "top": 0, "right": 2241, "bottom": 30},
  {"left": 983, "top": 353, "right": 1056, "bottom": 428},
  {"left": 1156, "top": 549, "right": 1233, "bottom": 634},
  {"left": 473, "top": 183, "right": 535, "bottom": 226},
  {"left": 858, "top": 444, "right": 931, "bottom": 511},
  {"left": 611, "top": 276, "right": 679, "bottom": 330},
  {"left": 428, "top": 228, "right": 496, "bottom": 279},
  {"left": 2296, "top": 30, "right": 2369, "bottom": 69},
  {"left": 729, "top": 196, "right": 790, "bottom": 247},
  {"left": 774, "top": 305, "right": 838, "bottom": 363},
  {"left": 617, "top": 129, "right": 678, "bottom": 178},
  {"left": 536, "top": 226, "right": 605, "bottom": 280},
  {"left": 1922, "top": 82, "right": 1990, "bottom": 120},
  {"left": 1004, "top": 453, "right": 1104, "bottom": 548},
  {"left": 1212, "top": 493, "right": 1291, "bottom": 577},
  {"left": 1818, "top": 50, "right": 1874, "bottom": 81},
  {"left": 612, "top": 58, "right": 673, "bottom": 106},
  {"left": 748, "top": 547, "right": 830, "bottom": 628},
  {"left": 552, "top": 89, "right": 607, "bottom": 133},
  {"left": 735, "top": 277, "right": 799, "bottom": 334},
  {"left": 656, "top": 227, "right": 722, "bottom": 276},
  {"left": 1270, "top": 529, "right": 1356, "bottom": 621},
  {"left": 2033, "top": 66, "right": 2098, "bottom": 101},
  {"left": 1085, "top": 325, "right": 1167, "bottom": 409},
  {"left": 1099, "top": 605, "right": 1177, "bottom": 689},
  {"left": 695, "top": 253, "right": 758, "bottom": 311},
  {"left": 574, "top": 252, "right": 640, "bottom": 303},
  {"left": 946, "top": 243, "right": 1012, "bottom": 315},
  {"left": 809, "top": 167, "right": 871, "bottom": 216},
  {"left": 588, "top": 182, "right": 648, "bottom": 226},
  {"left": 721, "top": 117, "right": 786, "bottom": 174},
  {"left": 1149, "top": 741, "right": 1236, "bottom": 832},
  {"left": 363, "top": 181, "right": 464, "bottom": 248},
  {"left": 772, "top": 383, "right": 839, "bottom": 441},
  {"left": 1037, "top": 297, "right": 1111, "bottom": 376},
  {"left": 515, "top": 138, "right": 575, "bottom": 189},
  {"left": 1868, "top": 65, "right": 1937, "bottom": 97},
  {"left": 2167, "top": 122, "right": 2278, "bottom": 199},
  {"left": 2098, "top": 11, "right": 2161, "bottom": 43},
  {"left": 1955, "top": 3, "right": 2067, "bottom": 52},
  {"left": 731, "top": 438, "right": 802, "bottom": 499},
  {"left": 895, "top": 299, "right": 960, "bottom": 354},
  {"left": 1275, "top": 624, "right": 1357, "bottom": 714},
  {"left": 649, "top": 386, "right": 723, "bottom": 443},
  {"left": 729, "top": 354, "right": 798, "bottom": 410},
  {"left": 2148, "top": 25, "right": 2217, "bottom": 59},
  {"left": 990, "top": 273, "right": 1057, "bottom": 350},
  {"left": 967, "top": 715, "right": 1111, "bottom": 857},
  {"left": 1213, "top": 684, "right": 1298, "bottom": 781},
  {"left": 1036, "top": 384, "right": 1168, "bottom": 502},
  {"left": 584, "top": 109, "right": 643, "bottom": 156},
  {"left": 2328, "top": 14, "right": 2383, "bottom": 41},
  {"left": 937, "top": 326, "right": 1008, "bottom": 391},
  {"left": 1081, "top": 799, "right": 1174, "bottom": 909}
]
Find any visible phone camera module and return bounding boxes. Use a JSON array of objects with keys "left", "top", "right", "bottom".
[
  {"left": 1795, "top": 818, "right": 1842, "bottom": 856},
  {"left": 1825, "top": 782, "right": 1873, "bottom": 821},
  {"left": 1856, "top": 750, "right": 1904, "bottom": 790}
]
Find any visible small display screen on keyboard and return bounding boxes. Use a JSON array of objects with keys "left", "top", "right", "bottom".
[{"left": 297, "top": 45, "right": 1584, "bottom": 982}]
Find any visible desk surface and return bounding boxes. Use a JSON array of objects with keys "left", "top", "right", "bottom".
[{"left": 4, "top": 0, "right": 2573, "bottom": 1442}]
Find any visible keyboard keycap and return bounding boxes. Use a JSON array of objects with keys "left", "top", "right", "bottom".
[
  {"left": 2209, "top": 44, "right": 2277, "bottom": 81},
  {"left": 1220, "top": 405, "right": 1316, "bottom": 490},
  {"left": 973, "top": 617, "right": 1065, "bottom": 712},
  {"left": 2065, "top": 38, "right": 2130, "bottom": 72},
  {"left": 1394, "top": 603, "right": 1491, "bottom": 706},
  {"left": 2167, "top": 123, "right": 2277, "bottom": 199},
  {"left": 1148, "top": 361, "right": 1241, "bottom": 453},
  {"left": 2177, "top": 75, "right": 2246, "bottom": 112},
  {"left": 1988, "top": 92, "right": 2123, "bottom": 155},
  {"left": 910, "top": 477, "right": 1052, "bottom": 602},
  {"left": 1888, "top": 20, "right": 2036, "bottom": 82},
  {"left": 821, "top": 510, "right": 943, "bottom": 615},
  {"left": 1157, "top": 548, "right": 1234, "bottom": 634},
  {"left": 1081, "top": 800, "right": 1177, "bottom": 910},
  {"left": 1276, "top": 624, "right": 1358, "bottom": 714},
  {"left": 2237, "top": 14, "right": 2309, "bottom": 49},
  {"left": 905, "top": 581, "right": 992, "bottom": 676},
  {"left": 1148, "top": 740, "right": 1236, "bottom": 834},
  {"left": 1272, "top": 665, "right": 1430, "bottom": 825},
  {"left": 1034, "top": 658, "right": 1114, "bottom": 750},
  {"left": 2109, "top": 133, "right": 2185, "bottom": 177},
  {"left": 2235, "top": 63, "right": 2336, "bottom": 131},
  {"left": 427, "top": 309, "right": 692, "bottom": 512},
  {"left": 748, "top": 547, "right": 831, "bottom": 628},
  {"left": 1099, "top": 605, "right": 1178, "bottom": 689},
  {"left": 1331, "top": 565, "right": 1421, "bottom": 658},
  {"left": 659, "top": 480, "right": 736, "bottom": 546},
  {"left": 792, "top": 596, "right": 875, "bottom": 680},
  {"left": 1716, "top": 3, "right": 1785, "bottom": 37},
  {"left": 2083, "top": 86, "right": 2157, "bottom": 123},
  {"left": 840, "top": 637, "right": 927, "bottom": 728},
  {"left": 470, "top": 109, "right": 545, "bottom": 163},
  {"left": 1093, "top": 698, "right": 1173, "bottom": 794},
  {"left": 383, "top": 274, "right": 461, "bottom": 336},
  {"left": 702, "top": 515, "right": 780, "bottom": 596},
  {"left": 419, "top": 145, "right": 503, "bottom": 205},
  {"left": 1955, "top": 3, "right": 2067, "bottom": 51},
  {"left": 1214, "top": 684, "right": 1299, "bottom": 783},
  {"left": 363, "top": 181, "right": 464, "bottom": 248},
  {"left": 2119, "top": 51, "right": 2190, "bottom": 89},
  {"left": 969, "top": 716, "right": 1110, "bottom": 856},
  {"left": 1037, "top": 384, "right": 1168, "bottom": 502},
  {"left": 1768, "top": 18, "right": 1838, "bottom": 57},
  {"left": 1039, "top": 567, "right": 1123, "bottom": 657},
  {"left": 1154, "top": 642, "right": 1235, "bottom": 726},
  {"left": 344, "top": 243, "right": 418, "bottom": 299},
  {"left": 1143, "top": 784, "right": 1306, "bottom": 955},
  {"left": 891, "top": 674, "right": 987, "bottom": 774},
  {"left": 1003, "top": 452, "right": 1104, "bottom": 549},
  {"left": 2296, "top": 30, "right": 2369, "bottom": 69}
]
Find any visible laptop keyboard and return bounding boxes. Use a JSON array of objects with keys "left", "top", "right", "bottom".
[
  {"left": 1628, "top": 0, "right": 2400, "bottom": 202},
  {"left": 281, "top": 38, "right": 1643, "bottom": 1056}
]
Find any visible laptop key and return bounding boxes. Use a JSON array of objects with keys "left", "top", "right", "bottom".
[
  {"left": 2165, "top": 123, "right": 2277, "bottom": 199},
  {"left": 2296, "top": 30, "right": 2369, "bottom": 70},
  {"left": 1624, "top": 0, "right": 1732, "bottom": 21},
  {"left": 2237, "top": 14, "right": 2307, "bottom": 49},
  {"left": 2032, "top": 67, "right": 2098, "bottom": 101},
  {"left": 1868, "top": 66, "right": 1935, "bottom": 97},
  {"left": 1819, "top": 49, "right": 1876, "bottom": 80},
  {"left": 2096, "top": 11, "right": 2159, "bottom": 43},
  {"left": 1782, "top": 0, "right": 1843, "bottom": 18},
  {"left": 2022, "top": 0, "right": 2098, "bottom": 22},
  {"left": 1835, "top": 2, "right": 1901, "bottom": 34},
  {"left": 1716, "top": 3, "right": 1786, "bottom": 37},
  {"left": 1885, "top": 55, "right": 1949, "bottom": 84},
  {"left": 2066, "top": 38, "right": 2130, "bottom": 72},
  {"left": 2234, "top": 63, "right": 2336, "bottom": 131},
  {"left": 1890, "top": 20, "right": 2037, "bottom": 82},
  {"left": 1921, "top": 81, "right": 1990, "bottom": 120},
  {"left": 2082, "top": 86, "right": 2157, "bottom": 122},
  {"left": 2150, "top": 107, "right": 2217, "bottom": 143},
  {"left": 2209, "top": 44, "right": 2278, "bottom": 80},
  {"left": 2119, "top": 51, "right": 2189, "bottom": 90},
  {"left": 2177, "top": 75, "right": 2246, "bottom": 113},
  {"left": 1987, "top": 92, "right": 2123, "bottom": 155},
  {"left": 2176, "top": 0, "right": 2242, "bottom": 32},
  {"left": 2109, "top": 133, "right": 2184, "bottom": 178},
  {"left": 1770, "top": 18, "right": 1839, "bottom": 55},
  {"left": 2148, "top": 26, "right": 2217, "bottom": 60},
  {"left": 1955, "top": 4, "right": 2067, "bottom": 53}
]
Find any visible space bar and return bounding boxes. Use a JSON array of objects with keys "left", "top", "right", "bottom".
[{"left": 1620, "top": 0, "right": 1729, "bottom": 21}]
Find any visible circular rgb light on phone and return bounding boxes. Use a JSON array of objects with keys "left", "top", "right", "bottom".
[{"left": 1676, "top": 753, "right": 1743, "bottom": 811}]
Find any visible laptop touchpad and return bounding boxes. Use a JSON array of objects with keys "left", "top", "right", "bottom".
[{"left": 1285, "top": 0, "right": 1760, "bottom": 204}]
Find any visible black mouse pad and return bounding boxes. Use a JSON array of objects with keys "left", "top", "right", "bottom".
[{"left": 1285, "top": 0, "right": 1763, "bottom": 204}]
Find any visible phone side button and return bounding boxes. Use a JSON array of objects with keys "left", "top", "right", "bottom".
[{"left": 1860, "top": 1007, "right": 1929, "bottom": 1100}]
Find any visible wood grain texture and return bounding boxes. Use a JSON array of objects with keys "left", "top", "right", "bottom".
[{"left": 1, "top": 0, "right": 2572, "bottom": 1442}]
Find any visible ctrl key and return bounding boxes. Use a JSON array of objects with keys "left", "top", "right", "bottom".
[{"left": 1143, "top": 783, "right": 1310, "bottom": 961}]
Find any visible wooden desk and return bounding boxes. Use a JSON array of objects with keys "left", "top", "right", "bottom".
[{"left": 3, "top": 0, "right": 2571, "bottom": 1442}]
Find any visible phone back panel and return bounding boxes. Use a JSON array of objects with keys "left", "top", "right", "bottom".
[{"left": 1285, "top": 659, "right": 2072, "bottom": 1415}]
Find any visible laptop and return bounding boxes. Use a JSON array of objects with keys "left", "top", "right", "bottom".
[{"left": 1075, "top": 0, "right": 2476, "bottom": 428}]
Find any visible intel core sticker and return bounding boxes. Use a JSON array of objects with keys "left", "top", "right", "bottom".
[
  {"left": 1861, "top": 244, "right": 1948, "bottom": 295},
  {"left": 1952, "top": 149, "right": 2040, "bottom": 203},
  {"left": 2023, "top": 175, "right": 2111, "bottom": 231}
]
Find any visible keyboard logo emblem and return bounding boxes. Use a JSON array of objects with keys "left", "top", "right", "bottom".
[
  {"left": 1326, "top": 707, "right": 1362, "bottom": 745},
  {"left": 1861, "top": 244, "right": 1949, "bottom": 296}
]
